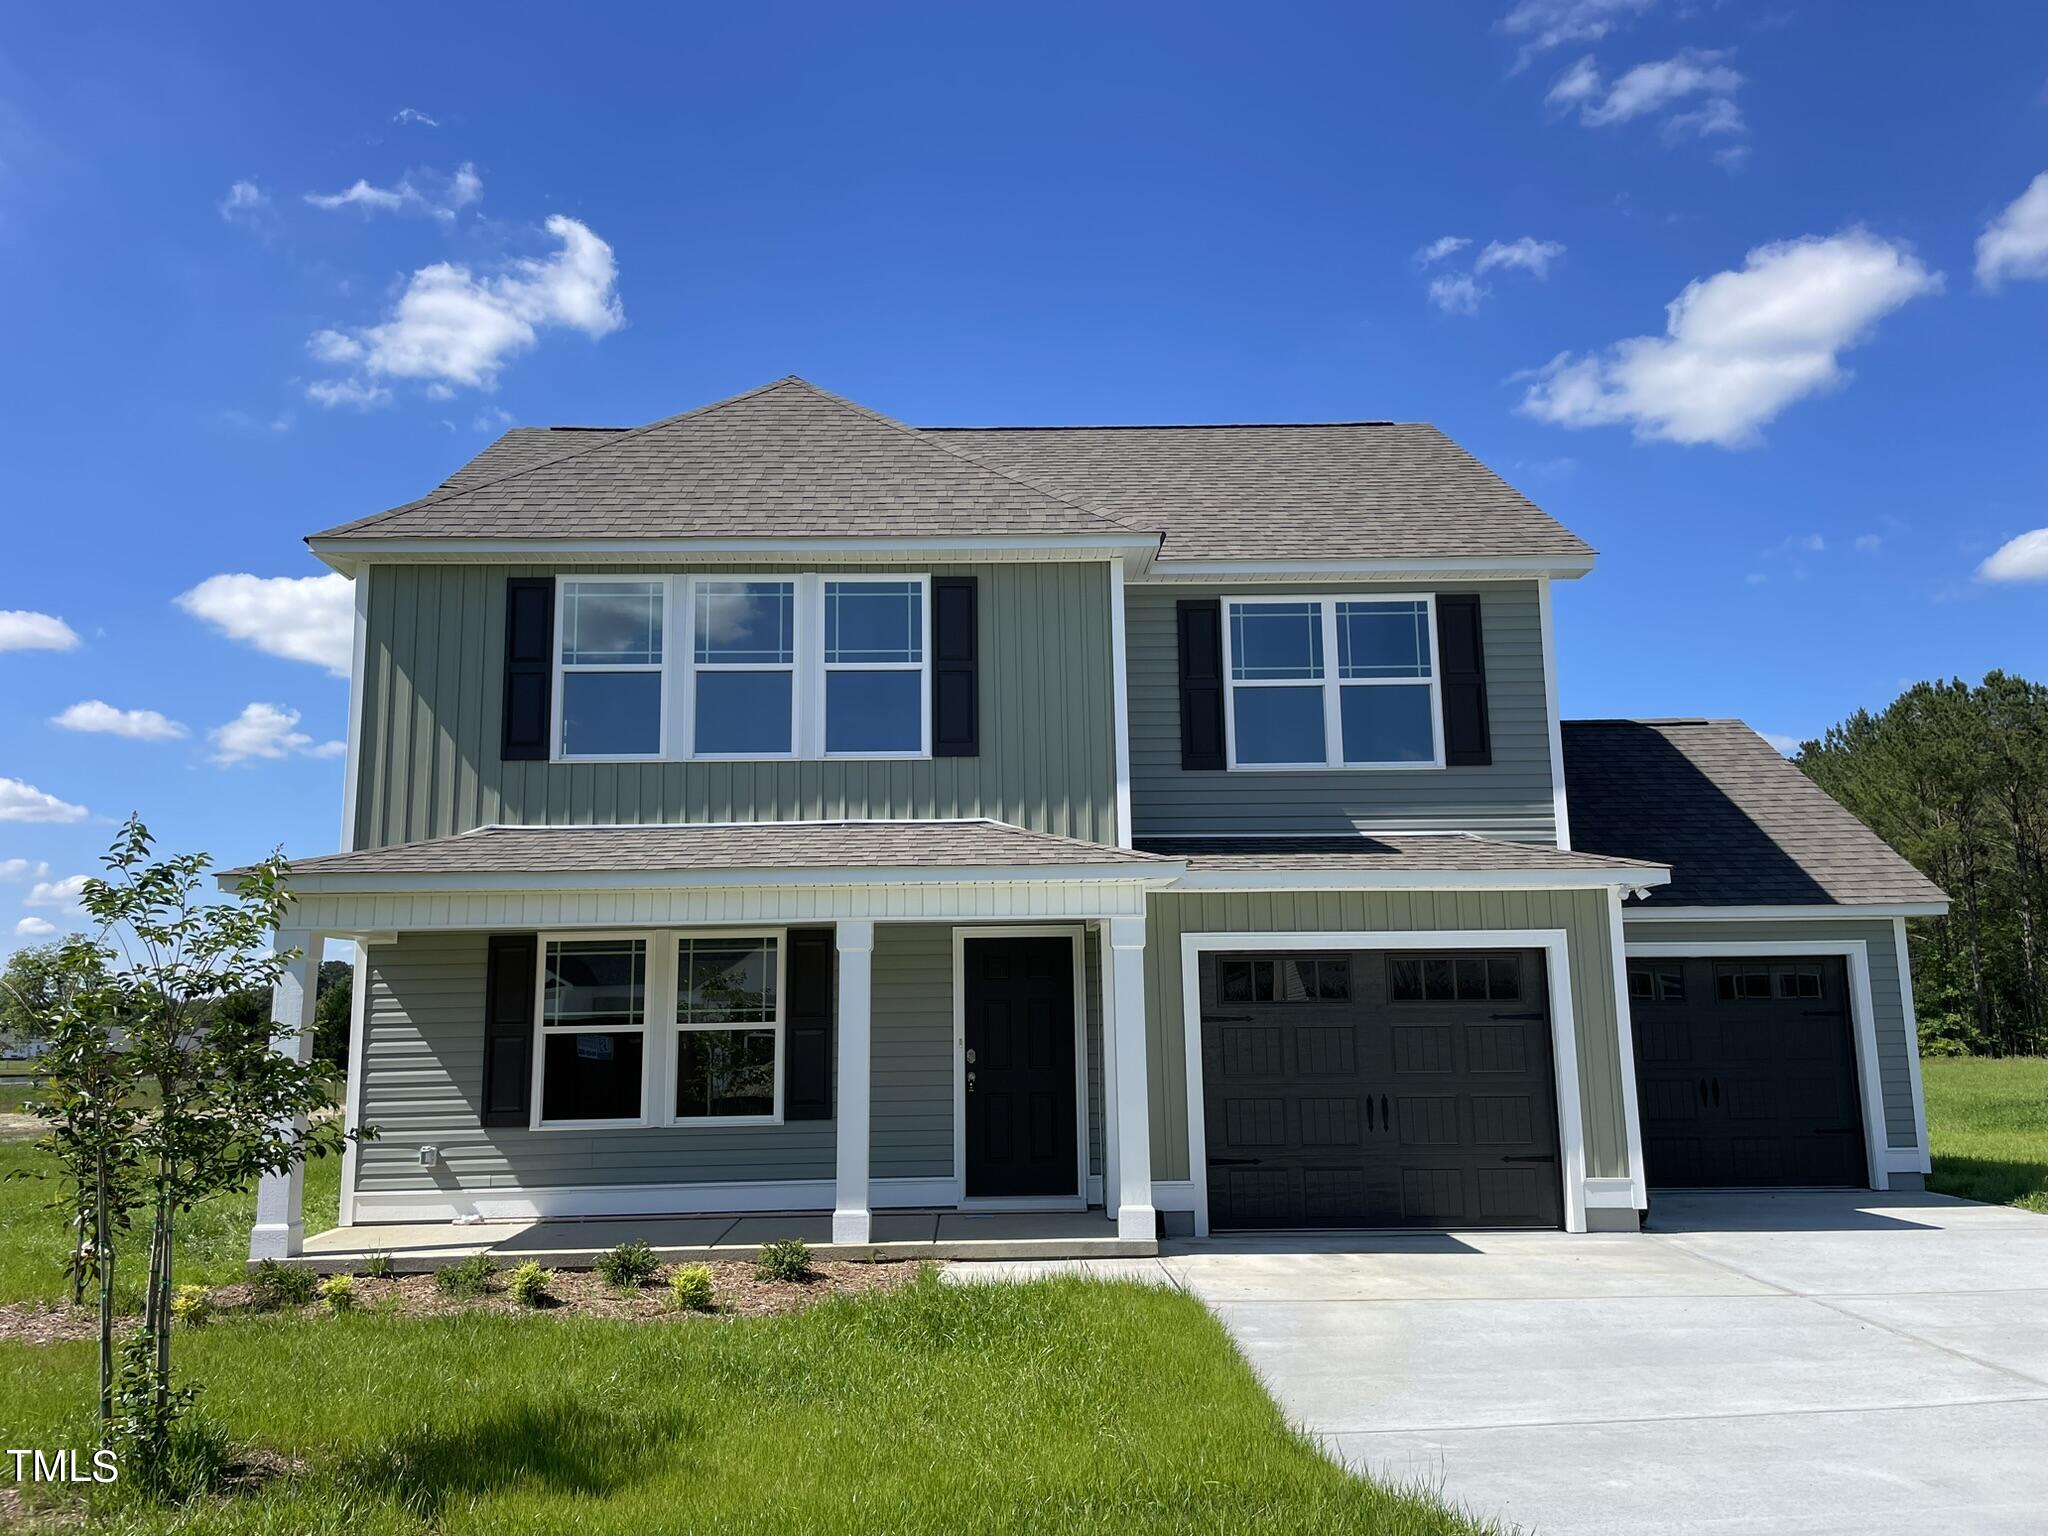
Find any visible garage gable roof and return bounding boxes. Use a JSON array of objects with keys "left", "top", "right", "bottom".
[{"left": 1561, "top": 719, "right": 1948, "bottom": 909}]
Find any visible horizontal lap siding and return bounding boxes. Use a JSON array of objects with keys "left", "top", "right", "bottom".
[
  {"left": 1125, "top": 580, "right": 1557, "bottom": 840},
  {"left": 1623, "top": 917, "right": 1918, "bottom": 1148},
  {"left": 354, "top": 562, "right": 1117, "bottom": 849},
  {"left": 1141, "top": 888, "right": 1625, "bottom": 1183}
]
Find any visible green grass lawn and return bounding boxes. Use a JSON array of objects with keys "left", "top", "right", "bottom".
[
  {"left": 2, "top": 1274, "right": 1487, "bottom": 1535},
  {"left": 1923, "top": 1055, "right": 2048, "bottom": 1212},
  {"left": 0, "top": 1139, "right": 342, "bottom": 1306}
]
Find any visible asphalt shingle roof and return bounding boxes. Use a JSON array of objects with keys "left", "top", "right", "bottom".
[
  {"left": 263, "top": 819, "right": 1166, "bottom": 880},
  {"left": 1136, "top": 834, "right": 1664, "bottom": 876},
  {"left": 310, "top": 377, "right": 1592, "bottom": 563},
  {"left": 1561, "top": 719, "right": 1947, "bottom": 908}
]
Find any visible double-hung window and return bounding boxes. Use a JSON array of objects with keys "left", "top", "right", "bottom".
[
  {"left": 538, "top": 937, "right": 648, "bottom": 1124},
  {"left": 551, "top": 574, "right": 930, "bottom": 761},
  {"left": 1222, "top": 594, "right": 1443, "bottom": 769},
  {"left": 557, "top": 581, "right": 666, "bottom": 758},
  {"left": 674, "top": 935, "right": 781, "bottom": 1122}
]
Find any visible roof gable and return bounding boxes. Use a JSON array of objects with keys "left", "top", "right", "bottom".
[{"left": 314, "top": 376, "right": 1140, "bottom": 544}]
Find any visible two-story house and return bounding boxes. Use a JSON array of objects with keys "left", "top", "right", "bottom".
[{"left": 240, "top": 376, "right": 1946, "bottom": 1264}]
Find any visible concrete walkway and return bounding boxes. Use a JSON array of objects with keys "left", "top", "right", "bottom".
[{"left": 948, "top": 1191, "right": 2048, "bottom": 1535}]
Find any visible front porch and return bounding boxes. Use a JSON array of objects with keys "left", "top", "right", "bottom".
[{"left": 288, "top": 1208, "right": 1148, "bottom": 1273}]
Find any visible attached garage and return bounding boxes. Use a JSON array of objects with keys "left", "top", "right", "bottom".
[
  {"left": 1628, "top": 954, "right": 1867, "bottom": 1187},
  {"left": 1198, "top": 947, "right": 1564, "bottom": 1230}
]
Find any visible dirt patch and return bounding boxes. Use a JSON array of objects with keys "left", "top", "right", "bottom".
[{"left": 4, "top": 1261, "right": 924, "bottom": 1342}]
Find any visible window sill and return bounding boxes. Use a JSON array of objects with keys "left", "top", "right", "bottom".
[
  {"left": 1227, "top": 760, "right": 1447, "bottom": 773},
  {"left": 666, "top": 1114, "right": 784, "bottom": 1129},
  {"left": 532, "top": 1116, "right": 655, "bottom": 1132}
]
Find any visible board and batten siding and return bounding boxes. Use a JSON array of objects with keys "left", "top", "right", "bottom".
[
  {"left": 1140, "top": 888, "right": 1630, "bottom": 1184},
  {"left": 352, "top": 561, "right": 1118, "bottom": 850},
  {"left": 1622, "top": 916, "right": 1919, "bottom": 1149},
  {"left": 1124, "top": 580, "right": 1558, "bottom": 841},
  {"left": 352, "top": 925, "right": 1107, "bottom": 1199}
]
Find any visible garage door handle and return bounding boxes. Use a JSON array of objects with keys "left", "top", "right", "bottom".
[
  {"left": 1209, "top": 1157, "right": 1263, "bottom": 1167},
  {"left": 1203, "top": 1014, "right": 1253, "bottom": 1024},
  {"left": 1490, "top": 1011, "right": 1544, "bottom": 1021},
  {"left": 1501, "top": 1153, "right": 1557, "bottom": 1164}
]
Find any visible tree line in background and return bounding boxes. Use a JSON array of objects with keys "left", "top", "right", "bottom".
[{"left": 1800, "top": 671, "right": 2048, "bottom": 1057}]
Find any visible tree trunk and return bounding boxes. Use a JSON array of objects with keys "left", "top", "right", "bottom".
[{"left": 95, "top": 1158, "right": 113, "bottom": 1433}]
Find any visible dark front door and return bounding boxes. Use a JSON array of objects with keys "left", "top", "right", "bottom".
[
  {"left": 1631, "top": 955, "right": 1866, "bottom": 1187},
  {"left": 1200, "top": 949, "right": 1563, "bottom": 1230},
  {"left": 964, "top": 937, "right": 1079, "bottom": 1198}
]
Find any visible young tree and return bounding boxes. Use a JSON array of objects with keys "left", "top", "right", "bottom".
[
  {"left": 0, "top": 942, "right": 68, "bottom": 1057},
  {"left": 16, "top": 818, "right": 357, "bottom": 1493}
]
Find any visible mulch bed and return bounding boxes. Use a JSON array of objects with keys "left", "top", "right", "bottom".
[{"left": 0, "top": 1260, "right": 923, "bottom": 1343}]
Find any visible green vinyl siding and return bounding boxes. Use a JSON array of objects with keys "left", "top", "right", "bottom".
[
  {"left": 1141, "top": 887, "right": 1628, "bottom": 1183},
  {"left": 352, "top": 561, "right": 1118, "bottom": 849},
  {"left": 1622, "top": 915, "right": 1919, "bottom": 1149},
  {"left": 1125, "top": 579, "right": 1558, "bottom": 840}
]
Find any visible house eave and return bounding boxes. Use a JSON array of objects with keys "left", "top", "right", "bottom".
[{"left": 1133, "top": 553, "right": 1596, "bottom": 584}]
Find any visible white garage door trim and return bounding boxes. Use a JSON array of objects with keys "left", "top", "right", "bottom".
[
  {"left": 1179, "top": 929, "right": 1590, "bottom": 1237},
  {"left": 1623, "top": 938, "right": 1890, "bottom": 1191}
]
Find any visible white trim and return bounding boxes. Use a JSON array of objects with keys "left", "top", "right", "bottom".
[
  {"left": 1178, "top": 929, "right": 1592, "bottom": 1237},
  {"left": 339, "top": 572, "right": 370, "bottom": 853},
  {"left": 1108, "top": 556, "right": 1134, "bottom": 849},
  {"left": 833, "top": 919, "right": 876, "bottom": 1244},
  {"left": 1538, "top": 577, "right": 1570, "bottom": 850},
  {"left": 337, "top": 939, "right": 370, "bottom": 1227},
  {"left": 1106, "top": 914, "right": 1155, "bottom": 1240},
  {"left": 314, "top": 534, "right": 1158, "bottom": 579},
  {"left": 530, "top": 930, "right": 660, "bottom": 1131},
  {"left": 1137, "top": 555, "right": 1596, "bottom": 583},
  {"left": 251, "top": 931, "right": 320, "bottom": 1261},
  {"left": 1605, "top": 888, "right": 1649, "bottom": 1208},
  {"left": 950, "top": 925, "right": 1091, "bottom": 1207},
  {"left": 348, "top": 1175, "right": 960, "bottom": 1226},
  {"left": 1893, "top": 916, "right": 1932, "bottom": 1169},
  {"left": 1625, "top": 939, "right": 1892, "bottom": 1190},
  {"left": 1219, "top": 592, "right": 1446, "bottom": 772},
  {"left": 1174, "top": 866, "right": 1669, "bottom": 893},
  {"left": 1582, "top": 1176, "right": 1638, "bottom": 1209},
  {"left": 669, "top": 929, "right": 788, "bottom": 1127},
  {"left": 1148, "top": 1179, "right": 1201, "bottom": 1212},
  {"left": 1626, "top": 903, "right": 1949, "bottom": 921},
  {"left": 552, "top": 573, "right": 674, "bottom": 763},
  {"left": 276, "top": 861, "right": 1181, "bottom": 897}
]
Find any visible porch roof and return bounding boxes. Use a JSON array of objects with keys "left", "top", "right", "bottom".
[{"left": 1137, "top": 833, "right": 1670, "bottom": 890}]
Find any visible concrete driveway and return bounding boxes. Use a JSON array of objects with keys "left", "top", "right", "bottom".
[{"left": 952, "top": 1191, "right": 2048, "bottom": 1535}]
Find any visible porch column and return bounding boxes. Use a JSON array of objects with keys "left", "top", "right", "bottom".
[
  {"left": 249, "top": 928, "right": 320, "bottom": 1262},
  {"left": 1106, "top": 915, "right": 1155, "bottom": 1242},
  {"left": 831, "top": 920, "right": 875, "bottom": 1246}
]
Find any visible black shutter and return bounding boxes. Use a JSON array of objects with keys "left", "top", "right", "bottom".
[
  {"left": 931, "top": 576, "right": 979, "bottom": 757},
  {"left": 501, "top": 577, "right": 555, "bottom": 761},
  {"left": 784, "top": 927, "right": 834, "bottom": 1120},
  {"left": 481, "top": 934, "right": 537, "bottom": 1126},
  {"left": 1436, "top": 593, "right": 1492, "bottom": 767},
  {"left": 1177, "top": 599, "right": 1226, "bottom": 771}
]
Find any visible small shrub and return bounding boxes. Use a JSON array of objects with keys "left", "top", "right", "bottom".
[
  {"left": 360, "top": 1250, "right": 395, "bottom": 1279},
  {"left": 596, "top": 1240, "right": 659, "bottom": 1290},
  {"left": 169, "top": 1284, "right": 212, "bottom": 1329},
  {"left": 508, "top": 1261, "right": 554, "bottom": 1307},
  {"left": 755, "top": 1238, "right": 813, "bottom": 1283},
  {"left": 249, "top": 1258, "right": 316, "bottom": 1310},
  {"left": 434, "top": 1252, "right": 497, "bottom": 1298},
  {"left": 318, "top": 1274, "right": 357, "bottom": 1314},
  {"left": 669, "top": 1263, "right": 715, "bottom": 1312}
]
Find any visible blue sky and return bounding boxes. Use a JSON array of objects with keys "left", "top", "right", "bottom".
[{"left": 3, "top": 2, "right": 2045, "bottom": 953}]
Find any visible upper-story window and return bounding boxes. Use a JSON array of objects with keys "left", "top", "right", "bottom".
[
  {"left": 554, "top": 574, "right": 930, "bottom": 762},
  {"left": 1221, "top": 594, "right": 1443, "bottom": 770}
]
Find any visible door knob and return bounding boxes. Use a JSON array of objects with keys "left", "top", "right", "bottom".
[{"left": 967, "top": 1070, "right": 976, "bottom": 1095}]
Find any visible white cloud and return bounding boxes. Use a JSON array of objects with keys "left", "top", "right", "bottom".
[
  {"left": 1759, "top": 732, "right": 1802, "bottom": 756},
  {"left": 175, "top": 572, "right": 355, "bottom": 677},
  {"left": 1501, "top": 0, "right": 1654, "bottom": 71},
  {"left": 474, "top": 405, "right": 515, "bottom": 432},
  {"left": 1546, "top": 55, "right": 1604, "bottom": 107},
  {"left": 51, "top": 700, "right": 188, "bottom": 741},
  {"left": 1854, "top": 533, "right": 1882, "bottom": 552},
  {"left": 0, "top": 610, "right": 80, "bottom": 653},
  {"left": 1975, "top": 171, "right": 2048, "bottom": 290},
  {"left": 218, "top": 179, "right": 272, "bottom": 226},
  {"left": 1415, "top": 235, "right": 1471, "bottom": 266},
  {"left": 307, "top": 215, "right": 623, "bottom": 397},
  {"left": 0, "top": 859, "right": 50, "bottom": 882},
  {"left": 1476, "top": 237, "right": 1566, "bottom": 278},
  {"left": 393, "top": 107, "right": 440, "bottom": 128},
  {"left": 1572, "top": 49, "right": 1744, "bottom": 126},
  {"left": 304, "top": 376, "right": 392, "bottom": 410},
  {"left": 1977, "top": 529, "right": 2048, "bottom": 583},
  {"left": 307, "top": 329, "right": 363, "bottom": 365},
  {"left": 14, "top": 917, "right": 57, "bottom": 939},
  {"left": 24, "top": 874, "right": 86, "bottom": 909},
  {"left": 208, "top": 703, "right": 347, "bottom": 767},
  {"left": 1788, "top": 532, "right": 1825, "bottom": 553},
  {"left": 0, "top": 779, "right": 88, "bottom": 825},
  {"left": 304, "top": 162, "right": 481, "bottom": 221},
  {"left": 1518, "top": 230, "right": 1942, "bottom": 447},
  {"left": 1428, "top": 273, "right": 1487, "bottom": 315}
]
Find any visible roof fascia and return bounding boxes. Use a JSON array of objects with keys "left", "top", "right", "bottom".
[
  {"left": 310, "top": 532, "right": 1164, "bottom": 577},
  {"left": 1135, "top": 554, "right": 1595, "bottom": 583}
]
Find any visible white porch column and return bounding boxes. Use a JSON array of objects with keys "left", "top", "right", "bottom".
[
  {"left": 249, "top": 928, "right": 320, "bottom": 1262},
  {"left": 831, "top": 920, "right": 875, "bottom": 1246},
  {"left": 1106, "top": 915, "right": 1155, "bottom": 1242}
]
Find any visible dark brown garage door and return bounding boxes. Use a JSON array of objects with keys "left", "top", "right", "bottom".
[
  {"left": 1630, "top": 956, "right": 1867, "bottom": 1188},
  {"left": 1200, "top": 949, "right": 1563, "bottom": 1230}
]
